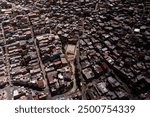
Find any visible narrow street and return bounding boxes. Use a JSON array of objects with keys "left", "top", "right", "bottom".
[
  {"left": 28, "top": 16, "right": 51, "bottom": 99},
  {"left": 1, "top": 20, "right": 13, "bottom": 99}
]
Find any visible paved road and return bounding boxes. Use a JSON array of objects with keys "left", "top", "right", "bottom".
[
  {"left": 1, "top": 21, "right": 14, "bottom": 99},
  {"left": 28, "top": 16, "right": 52, "bottom": 99}
]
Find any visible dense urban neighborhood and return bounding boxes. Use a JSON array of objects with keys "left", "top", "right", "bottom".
[{"left": 0, "top": 0, "right": 150, "bottom": 100}]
